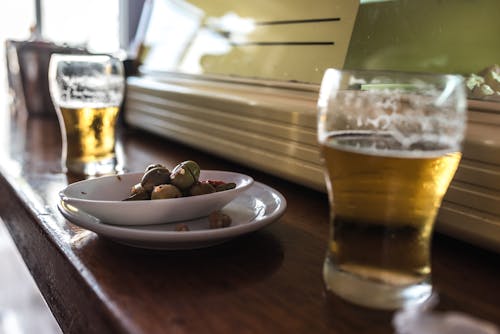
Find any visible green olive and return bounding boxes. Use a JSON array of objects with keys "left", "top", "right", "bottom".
[
  {"left": 141, "top": 167, "right": 171, "bottom": 192},
  {"left": 151, "top": 184, "right": 182, "bottom": 199},
  {"left": 181, "top": 160, "right": 200, "bottom": 180},
  {"left": 170, "top": 160, "right": 200, "bottom": 190},
  {"left": 123, "top": 183, "right": 150, "bottom": 201},
  {"left": 189, "top": 182, "right": 216, "bottom": 196},
  {"left": 215, "top": 182, "right": 236, "bottom": 192},
  {"left": 145, "top": 163, "right": 165, "bottom": 173},
  {"left": 130, "top": 183, "right": 143, "bottom": 194}
]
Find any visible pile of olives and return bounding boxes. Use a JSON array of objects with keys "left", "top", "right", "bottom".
[{"left": 124, "top": 160, "right": 236, "bottom": 201}]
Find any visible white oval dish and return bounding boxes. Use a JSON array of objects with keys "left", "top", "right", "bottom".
[
  {"left": 59, "top": 170, "right": 254, "bottom": 226},
  {"left": 58, "top": 182, "right": 286, "bottom": 250}
]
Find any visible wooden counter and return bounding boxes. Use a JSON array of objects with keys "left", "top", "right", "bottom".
[{"left": 1, "top": 110, "right": 499, "bottom": 333}]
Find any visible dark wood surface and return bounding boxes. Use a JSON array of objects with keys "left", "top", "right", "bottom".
[{"left": 1, "top": 110, "right": 500, "bottom": 334}]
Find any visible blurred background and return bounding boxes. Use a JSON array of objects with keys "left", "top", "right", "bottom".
[
  {"left": 0, "top": 0, "right": 122, "bottom": 110},
  {"left": 0, "top": 2, "right": 122, "bottom": 333}
]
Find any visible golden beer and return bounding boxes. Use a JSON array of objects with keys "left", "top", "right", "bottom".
[
  {"left": 321, "top": 133, "right": 461, "bottom": 288},
  {"left": 317, "top": 69, "right": 466, "bottom": 309},
  {"left": 58, "top": 105, "right": 120, "bottom": 173},
  {"left": 49, "top": 54, "right": 124, "bottom": 176}
]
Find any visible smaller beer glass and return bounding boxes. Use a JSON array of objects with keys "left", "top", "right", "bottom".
[
  {"left": 49, "top": 54, "right": 125, "bottom": 176},
  {"left": 317, "top": 69, "right": 467, "bottom": 309}
]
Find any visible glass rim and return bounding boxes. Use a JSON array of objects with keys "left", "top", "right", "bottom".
[
  {"left": 48, "top": 53, "right": 124, "bottom": 82},
  {"left": 49, "top": 53, "right": 122, "bottom": 64},
  {"left": 321, "top": 67, "right": 464, "bottom": 84},
  {"left": 318, "top": 67, "right": 467, "bottom": 111}
]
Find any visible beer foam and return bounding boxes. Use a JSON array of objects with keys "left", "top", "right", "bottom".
[
  {"left": 324, "top": 131, "right": 461, "bottom": 159},
  {"left": 58, "top": 101, "right": 120, "bottom": 109},
  {"left": 56, "top": 74, "right": 124, "bottom": 108},
  {"left": 319, "top": 84, "right": 466, "bottom": 157}
]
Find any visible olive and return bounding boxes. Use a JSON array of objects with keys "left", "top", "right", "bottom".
[
  {"left": 175, "top": 223, "right": 190, "bottom": 232},
  {"left": 208, "top": 211, "right": 232, "bottom": 229},
  {"left": 215, "top": 182, "right": 236, "bottom": 192},
  {"left": 170, "top": 160, "right": 200, "bottom": 190},
  {"left": 189, "top": 182, "right": 216, "bottom": 196},
  {"left": 151, "top": 184, "right": 182, "bottom": 199},
  {"left": 123, "top": 183, "right": 150, "bottom": 201},
  {"left": 145, "top": 163, "right": 165, "bottom": 173},
  {"left": 141, "top": 167, "right": 171, "bottom": 192},
  {"left": 181, "top": 160, "right": 201, "bottom": 180},
  {"left": 130, "top": 183, "right": 144, "bottom": 195}
]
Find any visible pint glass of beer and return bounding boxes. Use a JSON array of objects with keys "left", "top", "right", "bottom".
[
  {"left": 49, "top": 54, "right": 125, "bottom": 176},
  {"left": 317, "top": 69, "right": 467, "bottom": 309}
]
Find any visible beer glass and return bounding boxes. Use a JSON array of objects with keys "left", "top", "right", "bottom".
[
  {"left": 317, "top": 69, "right": 467, "bottom": 309},
  {"left": 49, "top": 54, "right": 125, "bottom": 176}
]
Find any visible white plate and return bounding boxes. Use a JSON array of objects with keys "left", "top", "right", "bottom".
[
  {"left": 58, "top": 182, "right": 286, "bottom": 250},
  {"left": 59, "top": 170, "right": 254, "bottom": 225}
]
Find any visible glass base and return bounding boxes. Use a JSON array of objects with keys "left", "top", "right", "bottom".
[
  {"left": 323, "top": 258, "right": 432, "bottom": 310},
  {"left": 65, "top": 156, "right": 122, "bottom": 176}
]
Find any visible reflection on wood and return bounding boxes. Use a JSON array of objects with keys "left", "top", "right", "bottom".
[{"left": 0, "top": 221, "right": 62, "bottom": 334}]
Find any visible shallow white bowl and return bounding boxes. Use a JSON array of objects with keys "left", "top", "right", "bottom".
[{"left": 59, "top": 170, "right": 254, "bottom": 225}]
